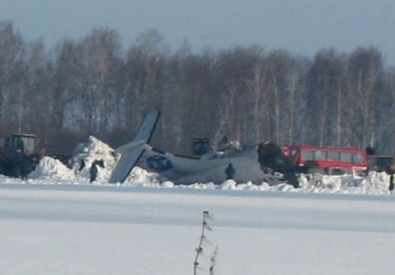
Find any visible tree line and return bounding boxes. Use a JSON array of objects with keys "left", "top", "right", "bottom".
[{"left": 1, "top": 21, "right": 395, "bottom": 156}]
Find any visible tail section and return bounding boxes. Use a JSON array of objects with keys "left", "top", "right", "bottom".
[
  {"left": 132, "top": 109, "right": 160, "bottom": 144},
  {"left": 109, "top": 109, "right": 160, "bottom": 183}
]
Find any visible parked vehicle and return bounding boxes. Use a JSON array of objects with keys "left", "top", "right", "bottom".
[
  {"left": 369, "top": 155, "right": 395, "bottom": 173},
  {"left": 283, "top": 145, "right": 373, "bottom": 175},
  {"left": 0, "top": 133, "right": 42, "bottom": 178}
]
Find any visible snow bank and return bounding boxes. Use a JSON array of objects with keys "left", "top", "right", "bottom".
[
  {"left": 19, "top": 135, "right": 393, "bottom": 195},
  {"left": 29, "top": 156, "right": 75, "bottom": 180}
]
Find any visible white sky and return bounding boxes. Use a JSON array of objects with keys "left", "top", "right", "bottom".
[{"left": 1, "top": 0, "right": 395, "bottom": 66}]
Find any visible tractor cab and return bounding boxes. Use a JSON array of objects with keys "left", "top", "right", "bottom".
[
  {"left": 0, "top": 133, "right": 40, "bottom": 177},
  {"left": 2, "top": 134, "right": 38, "bottom": 158}
]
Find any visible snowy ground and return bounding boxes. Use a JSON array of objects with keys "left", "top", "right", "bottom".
[
  {"left": 1, "top": 136, "right": 395, "bottom": 275},
  {"left": 22, "top": 136, "right": 395, "bottom": 196}
]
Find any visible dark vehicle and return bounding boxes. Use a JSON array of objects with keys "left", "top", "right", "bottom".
[
  {"left": 192, "top": 138, "right": 210, "bottom": 156},
  {"left": 0, "top": 133, "right": 41, "bottom": 178},
  {"left": 370, "top": 155, "right": 395, "bottom": 173}
]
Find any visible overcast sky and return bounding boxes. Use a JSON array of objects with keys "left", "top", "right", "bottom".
[{"left": 1, "top": 0, "right": 395, "bottom": 66}]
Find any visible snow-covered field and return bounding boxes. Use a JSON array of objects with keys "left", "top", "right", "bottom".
[{"left": 1, "top": 136, "right": 395, "bottom": 275}]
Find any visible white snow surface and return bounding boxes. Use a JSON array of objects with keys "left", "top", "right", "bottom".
[{"left": 1, "top": 136, "right": 395, "bottom": 275}]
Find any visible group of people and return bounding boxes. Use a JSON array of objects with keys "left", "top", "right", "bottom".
[{"left": 78, "top": 159, "right": 104, "bottom": 183}]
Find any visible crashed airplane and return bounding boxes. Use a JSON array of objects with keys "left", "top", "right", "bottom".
[{"left": 109, "top": 109, "right": 299, "bottom": 188}]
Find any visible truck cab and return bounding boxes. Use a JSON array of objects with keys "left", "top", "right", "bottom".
[
  {"left": 370, "top": 155, "right": 395, "bottom": 173},
  {"left": 0, "top": 133, "right": 40, "bottom": 177}
]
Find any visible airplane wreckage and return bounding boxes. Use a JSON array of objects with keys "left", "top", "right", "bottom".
[{"left": 109, "top": 110, "right": 300, "bottom": 188}]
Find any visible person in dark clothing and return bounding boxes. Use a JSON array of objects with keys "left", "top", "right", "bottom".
[
  {"left": 89, "top": 162, "right": 98, "bottom": 183},
  {"left": 79, "top": 159, "right": 85, "bottom": 172},
  {"left": 95, "top": 159, "right": 105, "bottom": 168},
  {"left": 390, "top": 174, "right": 394, "bottom": 192},
  {"left": 388, "top": 167, "right": 395, "bottom": 192},
  {"left": 20, "top": 158, "right": 30, "bottom": 180},
  {"left": 225, "top": 163, "right": 235, "bottom": 180}
]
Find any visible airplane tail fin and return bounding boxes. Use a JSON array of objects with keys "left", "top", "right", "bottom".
[
  {"left": 132, "top": 109, "right": 160, "bottom": 144},
  {"left": 109, "top": 109, "right": 160, "bottom": 183}
]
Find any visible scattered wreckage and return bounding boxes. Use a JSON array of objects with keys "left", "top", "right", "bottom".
[{"left": 109, "top": 110, "right": 299, "bottom": 187}]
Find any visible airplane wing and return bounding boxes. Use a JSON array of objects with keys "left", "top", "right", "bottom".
[
  {"left": 108, "top": 145, "right": 146, "bottom": 183},
  {"left": 108, "top": 109, "right": 160, "bottom": 183}
]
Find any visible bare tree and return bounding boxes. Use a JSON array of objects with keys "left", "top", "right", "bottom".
[
  {"left": 264, "top": 50, "right": 300, "bottom": 145},
  {"left": 0, "top": 21, "right": 25, "bottom": 134},
  {"left": 346, "top": 47, "right": 383, "bottom": 148},
  {"left": 381, "top": 68, "right": 395, "bottom": 153},
  {"left": 165, "top": 47, "right": 217, "bottom": 153},
  {"left": 246, "top": 60, "right": 267, "bottom": 143},
  {"left": 123, "top": 30, "right": 167, "bottom": 146},
  {"left": 23, "top": 40, "right": 54, "bottom": 147},
  {"left": 3, "top": 21, "right": 395, "bottom": 157},
  {"left": 79, "top": 28, "right": 123, "bottom": 138},
  {"left": 305, "top": 49, "right": 345, "bottom": 146},
  {"left": 53, "top": 39, "right": 82, "bottom": 129}
]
